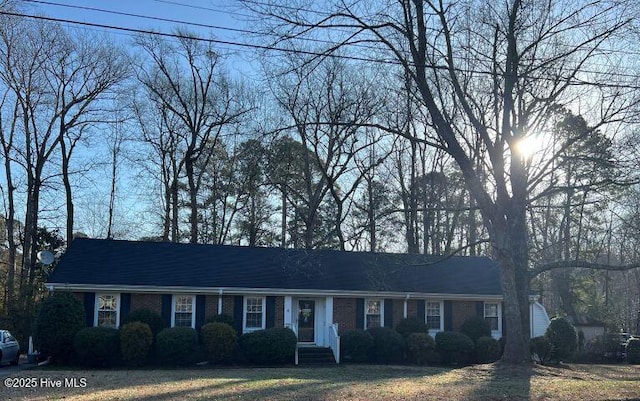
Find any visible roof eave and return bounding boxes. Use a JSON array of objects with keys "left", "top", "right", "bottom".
[{"left": 46, "top": 282, "right": 504, "bottom": 301}]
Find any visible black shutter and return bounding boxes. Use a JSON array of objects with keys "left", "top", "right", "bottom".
[
  {"left": 161, "top": 294, "right": 172, "bottom": 327},
  {"left": 355, "top": 298, "right": 364, "bottom": 329},
  {"left": 476, "top": 301, "right": 485, "bottom": 317},
  {"left": 266, "top": 296, "right": 276, "bottom": 328},
  {"left": 384, "top": 299, "right": 393, "bottom": 328},
  {"left": 83, "top": 292, "right": 95, "bottom": 327},
  {"left": 119, "top": 293, "right": 131, "bottom": 326},
  {"left": 444, "top": 300, "right": 453, "bottom": 331},
  {"left": 195, "top": 295, "right": 206, "bottom": 331},
  {"left": 233, "top": 296, "right": 244, "bottom": 334},
  {"left": 417, "top": 300, "right": 426, "bottom": 322}
]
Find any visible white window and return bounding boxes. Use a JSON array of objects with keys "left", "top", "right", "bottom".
[
  {"left": 172, "top": 295, "right": 196, "bottom": 328},
  {"left": 425, "top": 301, "right": 443, "bottom": 333},
  {"left": 95, "top": 293, "right": 120, "bottom": 328},
  {"left": 484, "top": 302, "right": 501, "bottom": 334},
  {"left": 365, "top": 299, "right": 383, "bottom": 329},
  {"left": 243, "top": 296, "right": 266, "bottom": 332}
]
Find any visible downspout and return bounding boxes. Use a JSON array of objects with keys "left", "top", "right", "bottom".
[
  {"left": 404, "top": 294, "right": 410, "bottom": 318},
  {"left": 218, "top": 289, "right": 223, "bottom": 315}
]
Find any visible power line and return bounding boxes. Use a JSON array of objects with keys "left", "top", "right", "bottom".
[{"left": 2, "top": 9, "right": 640, "bottom": 89}]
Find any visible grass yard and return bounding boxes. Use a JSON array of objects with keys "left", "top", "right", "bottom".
[{"left": 2, "top": 363, "right": 639, "bottom": 400}]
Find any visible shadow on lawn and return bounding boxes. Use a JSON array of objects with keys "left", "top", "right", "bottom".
[{"left": 470, "top": 362, "right": 532, "bottom": 401}]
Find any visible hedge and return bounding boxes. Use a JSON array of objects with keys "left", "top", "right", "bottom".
[
  {"left": 239, "top": 327, "right": 296, "bottom": 364},
  {"left": 156, "top": 327, "right": 199, "bottom": 366},
  {"left": 435, "top": 331, "right": 475, "bottom": 365},
  {"left": 367, "top": 327, "right": 405, "bottom": 363},
  {"left": 395, "top": 318, "right": 428, "bottom": 338},
  {"left": 340, "top": 330, "right": 374, "bottom": 363},
  {"left": 475, "top": 336, "right": 501, "bottom": 363},
  {"left": 73, "top": 327, "right": 121, "bottom": 367},
  {"left": 33, "top": 292, "right": 85, "bottom": 364},
  {"left": 120, "top": 322, "right": 153, "bottom": 366},
  {"left": 406, "top": 333, "right": 439, "bottom": 365},
  {"left": 201, "top": 322, "right": 237, "bottom": 363}
]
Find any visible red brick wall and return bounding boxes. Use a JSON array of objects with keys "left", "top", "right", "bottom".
[
  {"left": 130, "top": 294, "right": 162, "bottom": 314},
  {"left": 222, "top": 295, "right": 235, "bottom": 317},
  {"left": 407, "top": 299, "right": 418, "bottom": 320},
  {"left": 392, "top": 299, "right": 405, "bottom": 328},
  {"left": 333, "top": 298, "right": 357, "bottom": 335},
  {"left": 275, "top": 296, "right": 284, "bottom": 327},
  {"left": 452, "top": 301, "right": 477, "bottom": 331},
  {"left": 205, "top": 295, "right": 219, "bottom": 319}
]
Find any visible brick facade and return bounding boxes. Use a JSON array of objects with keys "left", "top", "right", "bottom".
[
  {"left": 407, "top": 299, "right": 418, "bottom": 319},
  {"left": 222, "top": 295, "right": 235, "bottom": 317},
  {"left": 130, "top": 294, "right": 162, "bottom": 314},
  {"left": 451, "top": 301, "right": 477, "bottom": 331},
  {"left": 333, "top": 298, "right": 357, "bottom": 335},
  {"left": 204, "top": 295, "right": 219, "bottom": 319}
]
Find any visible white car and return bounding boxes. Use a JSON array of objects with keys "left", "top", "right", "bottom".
[{"left": 0, "top": 330, "right": 20, "bottom": 365}]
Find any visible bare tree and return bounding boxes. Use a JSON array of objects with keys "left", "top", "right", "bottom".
[
  {"left": 245, "top": 0, "right": 640, "bottom": 363},
  {"left": 135, "top": 31, "right": 247, "bottom": 243}
]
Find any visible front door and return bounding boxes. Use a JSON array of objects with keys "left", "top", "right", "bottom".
[{"left": 298, "top": 300, "right": 315, "bottom": 343}]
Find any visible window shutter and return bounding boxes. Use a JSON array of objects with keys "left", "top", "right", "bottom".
[
  {"left": 266, "top": 296, "right": 276, "bottom": 328},
  {"left": 233, "top": 296, "right": 244, "bottom": 334},
  {"left": 84, "top": 292, "right": 95, "bottom": 326},
  {"left": 384, "top": 299, "right": 393, "bottom": 328},
  {"left": 476, "top": 301, "right": 484, "bottom": 317},
  {"left": 443, "top": 300, "right": 453, "bottom": 331},
  {"left": 195, "top": 295, "right": 206, "bottom": 330},
  {"left": 355, "top": 298, "right": 364, "bottom": 329},
  {"left": 417, "top": 300, "right": 426, "bottom": 322},
  {"left": 120, "top": 293, "right": 131, "bottom": 326},
  {"left": 161, "top": 294, "right": 172, "bottom": 327}
]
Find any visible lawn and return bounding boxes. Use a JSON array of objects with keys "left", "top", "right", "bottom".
[{"left": 2, "top": 363, "right": 639, "bottom": 400}]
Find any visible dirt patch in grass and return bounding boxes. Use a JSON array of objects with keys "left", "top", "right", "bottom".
[{"left": 2, "top": 363, "right": 639, "bottom": 400}]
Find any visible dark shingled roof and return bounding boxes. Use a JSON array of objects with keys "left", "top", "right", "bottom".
[{"left": 48, "top": 238, "right": 502, "bottom": 295}]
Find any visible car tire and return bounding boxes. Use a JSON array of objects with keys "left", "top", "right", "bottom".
[{"left": 11, "top": 352, "right": 19, "bottom": 366}]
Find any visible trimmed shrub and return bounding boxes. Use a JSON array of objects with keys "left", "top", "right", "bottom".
[
  {"left": 367, "top": 327, "right": 405, "bottom": 363},
  {"left": 201, "top": 322, "right": 237, "bottom": 363},
  {"left": 435, "top": 331, "right": 475, "bottom": 365},
  {"left": 74, "top": 327, "right": 121, "bottom": 367},
  {"left": 406, "top": 333, "right": 439, "bottom": 365},
  {"left": 122, "top": 309, "right": 165, "bottom": 338},
  {"left": 626, "top": 338, "right": 640, "bottom": 364},
  {"left": 156, "top": 327, "right": 199, "bottom": 366},
  {"left": 531, "top": 336, "right": 552, "bottom": 364},
  {"left": 545, "top": 317, "right": 578, "bottom": 363},
  {"left": 475, "top": 336, "right": 501, "bottom": 363},
  {"left": 459, "top": 316, "right": 491, "bottom": 344},
  {"left": 239, "top": 327, "right": 296, "bottom": 364},
  {"left": 341, "top": 329, "right": 374, "bottom": 363},
  {"left": 395, "top": 317, "right": 428, "bottom": 338},
  {"left": 33, "top": 292, "right": 85, "bottom": 364},
  {"left": 120, "top": 322, "right": 153, "bottom": 366},
  {"left": 205, "top": 314, "right": 236, "bottom": 328}
]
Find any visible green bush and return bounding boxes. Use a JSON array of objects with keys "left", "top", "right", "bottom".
[
  {"left": 73, "top": 327, "right": 121, "bottom": 367},
  {"left": 201, "top": 322, "right": 237, "bottom": 363},
  {"left": 156, "top": 327, "right": 199, "bottom": 366},
  {"left": 475, "top": 336, "right": 501, "bottom": 363},
  {"left": 205, "top": 314, "right": 236, "bottom": 328},
  {"left": 406, "top": 333, "right": 439, "bottom": 365},
  {"left": 367, "top": 327, "right": 405, "bottom": 363},
  {"left": 33, "top": 292, "right": 85, "bottom": 364},
  {"left": 120, "top": 322, "right": 153, "bottom": 366},
  {"left": 531, "top": 336, "right": 552, "bottom": 364},
  {"left": 459, "top": 316, "right": 491, "bottom": 344},
  {"left": 545, "top": 317, "right": 578, "bottom": 363},
  {"left": 435, "top": 331, "right": 475, "bottom": 365},
  {"left": 395, "top": 317, "right": 428, "bottom": 338},
  {"left": 239, "top": 327, "right": 296, "bottom": 364},
  {"left": 626, "top": 338, "right": 640, "bottom": 364},
  {"left": 340, "top": 330, "right": 374, "bottom": 363},
  {"left": 122, "top": 309, "right": 165, "bottom": 338}
]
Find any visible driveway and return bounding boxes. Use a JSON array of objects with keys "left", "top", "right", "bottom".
[{"left": 0, "top": 355, "right": 36, "bottom": 378}]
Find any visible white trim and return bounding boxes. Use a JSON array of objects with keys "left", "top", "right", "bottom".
[
  {"left": 94, "top": 293, "right": 121, "bottom": 329},
  {"left": 425, "top": 300, "right": 444, "bottom": 336},
  {"left": 284, "top": 296, "right": 292, "bottom": 327},
  {"left": 46, "top": 283, "right": 504, "bottom": 301},
  {"left": 364, "top": 298, "right": 384, "bottom": 329},
  {"left": 171, "top": 294, "right": 196, "bottom": 328},
  {"left": 243, "top": 296, "right": 266, "bottom": 333}
]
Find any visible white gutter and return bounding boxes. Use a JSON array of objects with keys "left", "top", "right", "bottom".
[{"left": 46, "top": 282, "right": 505, "bottom": 301}]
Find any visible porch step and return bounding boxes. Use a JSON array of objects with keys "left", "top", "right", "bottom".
[{"left": 297, "top": 347, "right": 336, "bottom": 366}]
